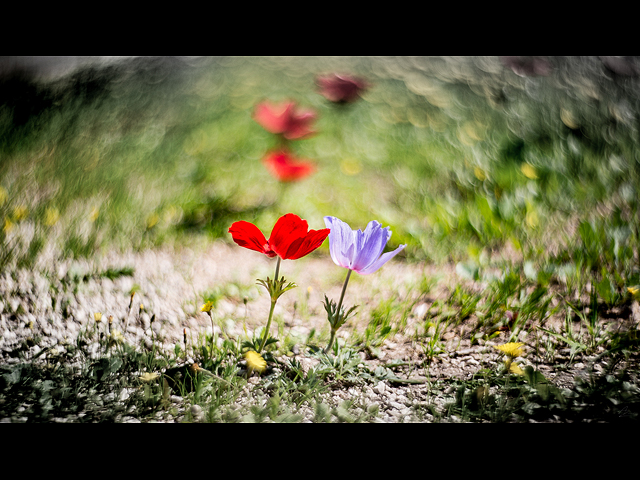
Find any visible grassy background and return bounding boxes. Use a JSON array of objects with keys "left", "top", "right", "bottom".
[{"left": 3, "top": 56, "right": 639, "bottom": 272}]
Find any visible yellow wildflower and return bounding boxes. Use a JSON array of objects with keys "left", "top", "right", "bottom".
[
  {"left": 340, "top": 158, "right": 362, "bottom": 176},
  {"left": 110, "top": 329, "right": 124, "bottom": 343},
  {"left": 12, "top": 206, "right": 28, "bottom": 221},
  {"left": 94, "top": 312, "right": 103, "bottom": 322},
  {"left": 44, "top": 207, "right": 60, "bottom": 226},
  {"left": 526, "top": 209, "right": 539, "bottom": 228},
  {"left": 90, "top": 207, "right": 99, "bottom": 222},
  {"left": 521, "top": 163, "right": 538, "bottom": 179},
  {"left": 146, "top": 213, "right": 159, "bottom": 230},
  {"left": 3, "top": 218, "right": 14, "bottom": 233},
  {"left": 474, "top": 167, "right": 486, "bottom": 181},
  {"left": 139, "top": 372, "right": 159, "bottom": 382},
  {"left": 509, "top": 363, "right": 525, "bottom": 375},
  {"left": 245, "top": 350, "right": 267, "bottom": 375},
  {"left": 494, "top": 342, "right": 525, "bottom": 359},
  {"left": 201, "top": 301, "right": 214, "bottom": 313}
]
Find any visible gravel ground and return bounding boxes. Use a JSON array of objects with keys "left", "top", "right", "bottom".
[{"left": 1, "top": 240, "right": 638, "bottom": 422}]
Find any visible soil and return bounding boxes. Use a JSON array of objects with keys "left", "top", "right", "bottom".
[{"left": 1, "top": 239, "right": 639, "bottom": 422}]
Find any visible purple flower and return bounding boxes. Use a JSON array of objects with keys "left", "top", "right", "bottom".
[{"left": 324, "top": 216, "right": 406, "bottom": 275}]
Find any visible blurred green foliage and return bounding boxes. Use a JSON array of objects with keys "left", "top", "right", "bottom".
[{"left": 2, "top": 56, "right": 640, "bottom": 272}]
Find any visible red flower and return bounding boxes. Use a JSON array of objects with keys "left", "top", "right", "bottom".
[
  {"left": 316, "top": 73, "right": 369, "bottom": 103},
  {"left": 262, "top": 150, "right": 315, "bottom": 182},
  {"left": 499, "top": 56, "right": 551, "bottom": 77},
  {"left": 229, "top": 213, "right": 330, "bottom": 260},
  {"left": 253, "top": 100, "right": 317, "bottom": 140}
]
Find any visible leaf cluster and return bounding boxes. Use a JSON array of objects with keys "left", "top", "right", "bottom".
[
  {"left": 257, "top": 276, "right": 297, "bottom": 302},
  {"left": 322, "top": 295, "right": 358, "bottom": 331}
]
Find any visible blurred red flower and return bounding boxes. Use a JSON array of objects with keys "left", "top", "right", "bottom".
[
  {"left": 262, "top": 150, "right": 315, "bottom": 182},
  {"left": 499, "top": 56, "right": 551, "bottom": 77},
  {"left": 253, "top": 100, "right": 317, "bottom": 140},
  {"left": 229, "top": 213, "right": 329, "bottom": 260},
  {"left": 316, "top": 73, "right": 369, "bottom": 103}
]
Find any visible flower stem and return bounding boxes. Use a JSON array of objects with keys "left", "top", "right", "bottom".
[
  {"left": 208, "top": 311, "right": 215, "bottom": 352},
  {"left": 325, "top": 269, "right": 352, "bottom": 353},
  {"left": 336, "top": 269, "right": 352, "bottom": 318},
  {"left": 259, "top": 256, "right": 281, "bottom": 353}
]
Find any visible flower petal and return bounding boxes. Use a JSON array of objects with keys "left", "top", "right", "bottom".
[
  {"left": 268, "top": 213, "right": 309, "bottom": 259},
  {"left": 283, "top": 109, "right": 317, "bottom": 140},
  {"left": 350, "top": 220, "right": 391, "bottom": 273},
  {"left": 253, "top": 101, "right": 289, "bottom": 134},
  {"left": 253, "top": 101, "right": 317, "bottom": 140},
  {"left": 284, "top": 228, "right": 330, "bottom": 260},
  {"left": 262, "top": 150, "right": 315, "bottom": 182},
  {"left": 324, "top": 216, "right": 356, "bottom": 269},
  {"left": 229, "top": 221, "right": 272, "bottom": 256},
  {"left": 356, "top": 243, "right": 406, "bottom": 275},
  {"left": 317, "top": 73, "right": 369, "bottom": 103}
]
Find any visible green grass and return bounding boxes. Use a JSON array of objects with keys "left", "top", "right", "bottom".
[{"left": 2, "top": 56, "right": 640, "bottom": 422}]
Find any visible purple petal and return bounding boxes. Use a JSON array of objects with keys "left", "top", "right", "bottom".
[
  {"left": 324, "top": 216, "right": 354, "bottom": 269},
  {"left": 356, "top": 244, "right": 406, "bottom": 275},
  {"left": 351, "top": 221, "right": 390, "bottom": 273}
]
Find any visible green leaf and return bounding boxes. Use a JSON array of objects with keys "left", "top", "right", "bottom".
[
  {"left": 523, "top": 366, "right": 548, "bottom": 386},
  {"left": 2, "top": 365, "right": 22, "bottom": 386}
]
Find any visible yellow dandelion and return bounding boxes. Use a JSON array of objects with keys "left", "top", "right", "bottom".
[
  {"left": 521, "top": 163, "right": 538, "bottom": 180},
  {"left": 139, "top": 372, "right": 159, "bottom": 382},
  {"left": 245, "top": 350, "right": 267, "bottom": 375},
  {"left": 340, "top": 158, "right": 362, "bottom": 176},
  {"left": 90, "top": 207, "right": 99, "bottom": 222},
  {"left": 110, "top": 329, "right": 124, "bottom": 343},
  {"left": 12, "top": 205, "right": 28, "bottom": 221},
  {"left": 94, "top": 312, "right": 103, "bottom": 322},
  {"left": 509, "top": 363, "right": 525, "bottom": 375},
  {"left": 3, "top": 218, "right": 14, "bottom": 234},
  {"left": 146, "top": 213, "right": 160, "bottom": 230},
  {"left": 628, "top": 286, "right": 640, "bottom": 299},
  {"left": 526, "top": 209, "right": 539, "bottom": 228},
  {"left": 201, "top": 301, "right": 214, "bottom": 313},
  {"left": 494, "top": 342, "right": 525, "bottom": 359},
  {"left": 44, "top": 207, "right": 60, "bottom": 226}
]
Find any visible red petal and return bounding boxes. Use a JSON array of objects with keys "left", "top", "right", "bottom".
[
  {"left": 253, "top": 100, "right": 317, "bottom": 139},
  {"left": 267, "top": 214, "right": 309, "bottom": 259},
  {"left": 317, "top": 73, "right": 368, "bottom": 103},
  {"left": 284, "top": 228, "right": 330, "bottom": 259},
  {"left": 262, "top": 151, "right": 315, "bottom": 182},
  {"left": 229, "top": 221, "right": 275, "bottom": 257},
  {"left": 253, "top": 101, "right": 292, "bottom": 134},
  {"left": 282, "top": 109, "right": 317, "bottom": 140}
]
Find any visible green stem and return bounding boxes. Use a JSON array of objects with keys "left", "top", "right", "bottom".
[
  {"left": 259, "top": 257, "right": 281, "bottom": 353},
  {"left": 208, "top": 312, "right": 215, "bottom": 353},
  {"left": 325, "top": 269, "right": 352, "bottom": 353},
  {"left": 336, "top": 269, "right": 352, "bottom": 319}
]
